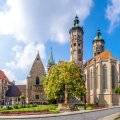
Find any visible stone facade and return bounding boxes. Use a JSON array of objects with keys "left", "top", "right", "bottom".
[
  {"left": 84, "top": 42, "right": 120, "bottom": 106},
  {"left": 70, "top": 16, "right": 120, "bottom": 106},
  {"left": 26, "top": 52, "right": 46, "bottom": 104},
  {"left": 0, "top": 70, "right": 11, "bottom": 105},
  {"left": 70, "top": 15, "right": 84, "bottom": 69}
]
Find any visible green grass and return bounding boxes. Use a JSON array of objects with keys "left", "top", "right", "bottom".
[{"left": 0, "top": 105, "right": 58, "bottom": 113}]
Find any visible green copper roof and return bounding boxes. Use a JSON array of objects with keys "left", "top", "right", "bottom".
[
  {"left": 73, "top": 15, "right": 80, "bottom": 27},
  {"left": 48, "top": 48, "right": 55, "bottom": 65},
  {"left": 94, "top": 29, "right": 103, "bottom": 40}
]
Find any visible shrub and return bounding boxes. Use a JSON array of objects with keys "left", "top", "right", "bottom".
[
  {"left": 7, "top": 106, "right": 13, "bottom": 110},
  {"left": 86, "top": 106, "right": 93, "bottom": 110},
  {"left": 32, "top": 104, "right": 37, "bottom": 107},
  {"left": 13, "top": 104, "right": 18, "bottom": 109}
]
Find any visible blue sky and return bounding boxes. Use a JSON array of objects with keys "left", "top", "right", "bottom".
[{"left": 0, "top": 0, "right": 120, "bottom": 84}]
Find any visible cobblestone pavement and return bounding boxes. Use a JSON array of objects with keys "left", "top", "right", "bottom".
[{"left": 0, "top": 107, "right": 120, "bottom": 120}]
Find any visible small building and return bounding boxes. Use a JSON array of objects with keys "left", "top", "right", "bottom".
[{"left": 5, "top": 83, "right": 26, "bottom": 105}]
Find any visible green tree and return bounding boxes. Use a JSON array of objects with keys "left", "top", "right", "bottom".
[{"left": 42, "top": 62, "right": 86, "bottom": 104}]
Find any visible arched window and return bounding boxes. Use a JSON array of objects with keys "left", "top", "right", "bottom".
[
  {"left": 90, "top": 69, "right": 93, "bottom": 89},
  {"left": 112, "top": 65, "right": 116, "bottom": 89},
  {"left": 102, "top": 64, "right": 107, "bottom": 89},
  {"left": 96, "top": 66, "right": 98, "bottom": 89},
  {"left": 36, "top": 76, "right": 40, "bottom": 85}
]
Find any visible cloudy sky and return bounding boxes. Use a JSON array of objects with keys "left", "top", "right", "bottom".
[{"left": 0, "top": 0, "right": 120, "bottom": 84}]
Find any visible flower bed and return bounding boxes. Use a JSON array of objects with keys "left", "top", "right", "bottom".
[{"left": 0, "top": 105, "right": 59, "bottom": 116}]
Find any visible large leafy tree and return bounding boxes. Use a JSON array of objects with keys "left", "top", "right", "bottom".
[{"left": 42, "top": 62, "right": 86, "bottom": 104}]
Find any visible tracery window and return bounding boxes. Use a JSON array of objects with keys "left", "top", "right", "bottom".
[
  {"left": 36, "top": 76, "right": 40, "bottom": 85},
  {"left": 90, "top": 69, "right": 93, "bottom": 89},
  {"left": 112, "top": 65, "right": 116, "bottom": 89},
  {"left": 96, "top": 66, "right": 98, "bottom": 89},
  {"left": 102, "top": 64, "right": 107, "bottom": 89}
]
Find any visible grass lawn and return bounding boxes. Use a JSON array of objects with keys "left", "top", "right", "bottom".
[{"left": 0, "top": 105, "right": 59, "bottom": 113}]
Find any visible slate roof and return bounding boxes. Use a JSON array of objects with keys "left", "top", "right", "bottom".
[{"left": 5, "top": 84, "right": 22, "bottom": 97}]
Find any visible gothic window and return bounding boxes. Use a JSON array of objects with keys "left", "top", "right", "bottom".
[
  {"left": 90, "top": 69, "right": 93, "bottom": 89},
  {"left": 96, "top": 66, "right": 98, "bottom": 89},
  {"left": 36, "top": 95, "right": 39, "bottom": 99},
  {"left": 102, "top": 64, "right": 107, "bottom": 89},
  {"left": 78, "top": 43, "right": 80, "bottom": 47},
  {"left": 36, "top": 76, "right": 40, "bottom": 85},
  {"left": 112, "top": 65, "right": 116, "bottom": 89}
]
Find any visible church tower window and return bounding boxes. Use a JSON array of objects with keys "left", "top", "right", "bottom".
[
  {"left": 102, "top": 64, "right": 107, "bottom": 89},
  {"left": 36, "top": 76, "right": 40, "bottom": 85}
]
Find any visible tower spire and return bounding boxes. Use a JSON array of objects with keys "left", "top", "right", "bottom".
[
  {"left": 69, "top": 15, "right": 84, "bottom": 69},
  {"left": 47, "top": 48, "right": 55, "bottom": 72},
  {"left": 93, "top": 29, "right": 105, "bottom": 57}
]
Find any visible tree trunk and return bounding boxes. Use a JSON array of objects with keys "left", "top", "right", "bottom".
[{"left": 64, "top": 83, "right": 68, "bottom": 104}]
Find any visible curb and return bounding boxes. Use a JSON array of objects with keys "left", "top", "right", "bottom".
[
  {"left": 98, "top": 112, "right": 120, "bottom": 120},
  {"left": 0, "top": 106, "right": 120, "bottom": 119}
]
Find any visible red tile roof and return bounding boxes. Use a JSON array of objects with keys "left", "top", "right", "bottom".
[
  {"left": 84, "top": 50, "right": 114, "bottom": 68},
  {"left": 0, "top": 70, "right": 10, "bottom": 83}
]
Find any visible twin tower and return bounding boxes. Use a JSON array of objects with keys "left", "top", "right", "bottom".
[{"left": 70, "top": 16, "right": 105, "bottom": 68}]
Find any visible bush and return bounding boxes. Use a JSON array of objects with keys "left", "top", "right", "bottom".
[
  {"left": 86, "top": 106, "right": 93, "bottom": 110},
  {"left": 6, "top": 106, "right": 13, "bottom": 110},
  {"left": 19, "top": 104, "right": 26, "bottom": 108},
  {"left": 32, "top": 104, "right": 37, "bottom": 107},
  {"left": 13, "top": 104, "right": 18, "bottom": 109}
]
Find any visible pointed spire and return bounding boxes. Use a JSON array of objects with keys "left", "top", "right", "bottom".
[
  {"left": 48, "top": 48, "right": 55, "bottom": 65},
  {"left": 97, "top": 29, "right": 101, "bottom": 38}
]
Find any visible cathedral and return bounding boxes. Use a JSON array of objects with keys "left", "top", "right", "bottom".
[
  {"left": 26, "top": 15, "right": 120, "bottom": 106},
  {"left": 69, "top": 16, "right": 120, "bottom": 106},
  {"left": 0, "top": 16, "right": 119, "bottom": 106}
]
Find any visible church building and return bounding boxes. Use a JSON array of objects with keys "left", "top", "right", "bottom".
[
  {"left": 26, "top": 52, "right": 46, "bottom": 104},
  {"left": 25, "top": 15, "right": 120, "bottom": 106},
  {"left": 70, "top": 16, "right": 120, "bottom": 106}
]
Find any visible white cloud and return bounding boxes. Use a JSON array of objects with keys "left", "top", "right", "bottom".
[
  {"left": 6, "top": 43, "right": 46, "bottom": 70},
  {"left": 106, "top": 0, "right": 120, "bottom": 32},
  {"left": 0, "top": 0, "right": 93, "bottom": 44},
  {"left": 2, "top": 68, "right": 16, "bottom": 82},
  {"left": 0, "top": 0, "right": 93, "bottom": 84},
  {"left": 2, "top": 68, "right": 26, "bottom": 85}
]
